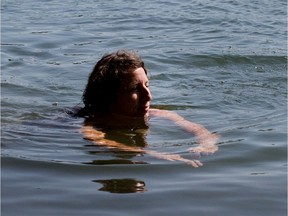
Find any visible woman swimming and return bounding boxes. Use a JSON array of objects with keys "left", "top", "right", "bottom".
[{"left": 76, "top": 50, "right": 219, "bottom": 167}]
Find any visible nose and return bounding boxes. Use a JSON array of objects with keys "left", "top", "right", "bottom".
[{"left": 143, "top": 85, "right": 152, "bottom": 101}]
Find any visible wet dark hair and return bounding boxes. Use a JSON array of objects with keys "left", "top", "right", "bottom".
[{"left": 78, "top": 50, "right": 147, "bottom": 117}]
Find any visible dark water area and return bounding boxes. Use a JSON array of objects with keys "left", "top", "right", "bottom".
[{"left": 1, "top": 0, "right": 287, "bottom": 215}]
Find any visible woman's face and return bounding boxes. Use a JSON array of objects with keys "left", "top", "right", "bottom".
[{"left": 109, "top": 67, "right": 152, "bottom": 117}]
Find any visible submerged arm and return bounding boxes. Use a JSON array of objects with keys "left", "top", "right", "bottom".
[
  {"left": 80, "top": 126, "right": 203, "bottom": 167},
  {"left": 149, "top": 109, "right": 219, "bottom": 154}
]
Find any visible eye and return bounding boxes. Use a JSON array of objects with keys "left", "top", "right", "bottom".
[
  {"left": 127, "top": 85, "right": 138, "bottom": 93},
  {"left": 125, "top": 82, "right": 149, "bottom": 93},
  {"left": 131, "top": 87, "right": 138, "bottom": 92}
]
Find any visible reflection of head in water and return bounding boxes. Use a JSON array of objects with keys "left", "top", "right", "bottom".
[
  {"left": 79, "top": 50, "right": 152, "bottom": 119},
  {"left": 94, "top": 178, "right": 146, "bottom": 193}
]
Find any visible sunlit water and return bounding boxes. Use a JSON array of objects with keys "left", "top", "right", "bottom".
[{"left": 1, "top": 0, "right": 287, "bottom": 215}]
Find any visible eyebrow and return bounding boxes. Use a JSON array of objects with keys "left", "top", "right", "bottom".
[{"left": 126, "top": 79, "right": 148, "bottom": 86}]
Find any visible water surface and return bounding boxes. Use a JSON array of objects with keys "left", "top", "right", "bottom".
[{"left": 1, "top": 0, "right": 287, "bottom": 215}]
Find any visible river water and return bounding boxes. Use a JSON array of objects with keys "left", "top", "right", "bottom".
[{"left": 1, "top": 0, "right": 287, "bottom": 215}]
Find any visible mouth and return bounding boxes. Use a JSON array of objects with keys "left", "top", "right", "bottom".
[
  {"left": 138, "top": 104, "right": 150, "bottom": 114},
  {"left": 144, "top": 105, "right": 150, "bottom": 112}
]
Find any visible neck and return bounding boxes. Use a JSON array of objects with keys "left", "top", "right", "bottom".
[
  {"left": 109, "top": 113, "right": 149, "bottom": 128},
  {"left": 85, "top": 112, "right": 149, "bottom": 129}
]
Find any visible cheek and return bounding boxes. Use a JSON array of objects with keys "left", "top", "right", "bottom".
[
  {"left": 131, "top": 93, "right": 138, "bottom": 101},
  {"left": 118, "top": 93, "right": 138, "bottom": 110},
  {"left": 125, "top": 93, "right": 138, "bottom": 107}
]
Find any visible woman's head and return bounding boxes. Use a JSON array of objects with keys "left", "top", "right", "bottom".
[{"left": 82, "top": 50, "right": 151, "bottom": 117}]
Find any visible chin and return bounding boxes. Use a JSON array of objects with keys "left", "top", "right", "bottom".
[{"left": 134, "top": 111, "right": 149, "bottom": 118}]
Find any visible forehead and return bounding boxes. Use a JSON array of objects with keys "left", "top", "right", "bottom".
[{"left": 121, "top": 67, "right": 148, "bottom": 84}]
